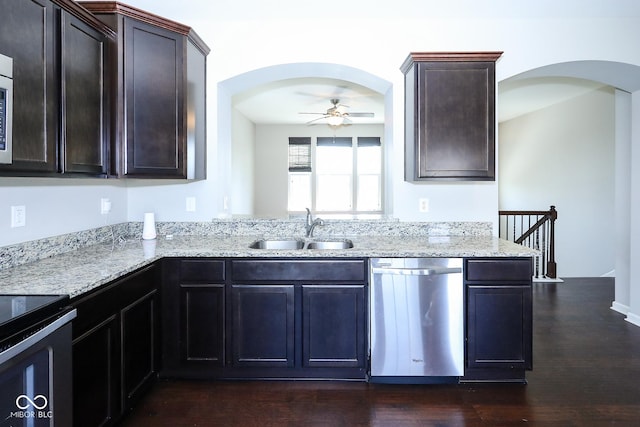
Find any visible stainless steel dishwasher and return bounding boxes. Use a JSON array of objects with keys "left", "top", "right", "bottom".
[{"left": 369, "top": 258, "right": 464, "bottom": 382}]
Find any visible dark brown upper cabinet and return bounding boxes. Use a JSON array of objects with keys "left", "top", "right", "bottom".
[
  {"left": 0, "top": 0, "right": 112, "bottom": 176},
  {"left": 81, "top": 2, "right": 210, "bottom": 179},
  {"left": 401, "top": 52, "right": 502, "bottom": 181},
  {"left": 60, "top": 10, "right": 110, "bottom": 175}
]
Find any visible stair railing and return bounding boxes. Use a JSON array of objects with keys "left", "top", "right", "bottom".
[{"left": 498, "top": 206, "right": 558, "bottom": 279}]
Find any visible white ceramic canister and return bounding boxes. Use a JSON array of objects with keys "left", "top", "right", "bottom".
[{"left": 142, "top": 212, "right": 157, "bottom": 240}]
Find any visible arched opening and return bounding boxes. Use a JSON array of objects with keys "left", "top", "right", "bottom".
[
  {"left": 217, "top": 63, "right": 393, "bottom": 217},
  {"left": 497, "top": 60, "right": 640, "bottom": 318}
]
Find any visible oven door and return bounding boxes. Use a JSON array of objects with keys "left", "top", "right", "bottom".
[{"left": 0, "top": 309, "right": 75, "bottom": 427}]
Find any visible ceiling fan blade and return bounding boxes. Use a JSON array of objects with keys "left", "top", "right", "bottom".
[
  {"left": 348, "top": 112, "right": 375, "bottom": 118},
  {"left": 306, "top": 115, "right": 330, "bottom": 124}
]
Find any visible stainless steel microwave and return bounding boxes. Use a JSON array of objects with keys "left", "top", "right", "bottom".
[{"left": 0, "top": 53, "right": 13, "bottom": 164}]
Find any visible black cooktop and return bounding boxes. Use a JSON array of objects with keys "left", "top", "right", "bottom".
[{"left": 0, "top": 294, "right": 71, "bottom": 345}]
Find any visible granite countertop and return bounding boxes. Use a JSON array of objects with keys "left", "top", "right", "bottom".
[{"left": 0, "top": 234, "right": 537, "bottom": 298}]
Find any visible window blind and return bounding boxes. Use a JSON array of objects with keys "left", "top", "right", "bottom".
[
  {"left": 357, "top": 137, "right": 381, "bottom": 147},
  {"left": 288, "top": 137, "right": 311, "bottom": 172}
]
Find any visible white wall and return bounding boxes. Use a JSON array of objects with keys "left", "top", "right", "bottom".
[
  {"left": 499, "top": 88, "right": 616, "bottom": 277},
  {"left": 231, "top": 109, "right": 255, "bottom": 215},
  {"left": 0, "top": 178, "right": 127, "bottom": 246},
  {"left": 627, "top": 90, "right": 640, "bottom": 326},
  {"left": 613, "top": 90, "right": 632, "bottom": 314}
]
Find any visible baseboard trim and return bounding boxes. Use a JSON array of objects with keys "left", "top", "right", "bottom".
[
  {"left": 625, "top": 312, "right": 640, "bottom": 328},
  {"left": 611, "top": 301, "right": 630, "bottom": 315},
  {"left": 533, "top": 277, "right": 564, "bottom": 283}
]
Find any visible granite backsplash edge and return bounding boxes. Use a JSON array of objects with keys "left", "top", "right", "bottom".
[{"left": 0, "top": 219, "right": 492, "bottom": 271}]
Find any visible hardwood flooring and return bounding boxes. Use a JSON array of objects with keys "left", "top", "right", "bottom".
[{"left": 120, "top": 278, "right": 640, "bottom": 426}]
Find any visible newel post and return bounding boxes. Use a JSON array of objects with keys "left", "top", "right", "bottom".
[{"left": 547, "top": 206, "right": 558, "bottom": 278}]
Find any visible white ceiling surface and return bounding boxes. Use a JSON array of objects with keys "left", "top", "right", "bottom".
[
  {"left": 232, "top": 78, "right": 385, "bottom": 126},
  {"left": 232, "top": 76, "right": 607, "bottom": 126}
]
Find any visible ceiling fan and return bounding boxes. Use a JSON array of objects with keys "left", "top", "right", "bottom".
[{"left": 299, "top": 98, "right": 374, "bottom": 126}]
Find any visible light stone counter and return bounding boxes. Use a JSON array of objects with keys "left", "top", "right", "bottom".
[{"left": 0, "top": 233, "right": 537, "bottom": 298}]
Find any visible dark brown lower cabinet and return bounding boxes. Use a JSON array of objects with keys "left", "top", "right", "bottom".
[
  {"left": 72, "top": 316, "right": 119, "bottom": 427},
  {"left": 161, "top": 258, "right": 226, "bottom": 377},
  {"left": 462, "top": 258, "right": 533, "bottom": 383},
  {"left": 161, "top": 258, "right": 368, "bottom": 380},
  {"left": 302, "top": 285, "right": 366, "bottom": 369},
  {"left": 121, "top": 289, "right": 159, "bottom": 408},
  {"left": 231, "top": 284, "right": 295, "bottom": 368},
  {"left": 181, "top": 284, "right": 225, "bottom": 365},
  {"left": 71, "top": 263, "right": 160, "bottom": 426}
]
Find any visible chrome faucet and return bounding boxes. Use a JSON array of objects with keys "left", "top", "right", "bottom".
[{"left": 305, "top": 208, "right": 324, "bottom": 238}]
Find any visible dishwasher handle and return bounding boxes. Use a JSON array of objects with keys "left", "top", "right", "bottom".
[{"left": 371, "top": 266, "right": 462, "bottom": 276}]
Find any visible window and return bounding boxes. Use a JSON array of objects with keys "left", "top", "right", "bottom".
[
  {"left": 288, "top": 136, "right": 382, "bottom": 214},
  {"left": 288, "top": 138, "right": 312, "bottom": 211}
]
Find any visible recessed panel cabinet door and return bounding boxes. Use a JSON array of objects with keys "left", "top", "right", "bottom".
[
  {"left": 466, "top": 286, "right": 532, "bottom": 369},
  {"left": 180, "top": 284, "right": 225, "bottom": 365},
  {"left": 121, "top": 289, "right": 159, "bottom": 409},
  {"left": 72, "top": 316, "right": 120, "bottom": 427},
  {"left": 402, "top": 52, "right": 502, "bottom": 181},
  {"left": 230, "top": 284, "right": 295, "bottom": 367},
  {"left": 0, "top": 0, "right": 57, "bottom": 173},
  {"left": 302, "top": 285, "right": 366, "bottom": 369},
  {"left": 124, "top": 19, "right": 185, "bottom": 177},
  {"left": 60, "top": 11, "right": 108, "bottom": 175}
]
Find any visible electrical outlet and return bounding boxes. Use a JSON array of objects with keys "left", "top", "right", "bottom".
[
  {"left": 100, "top": 198, "right": 111, "bottom": 215},
  {"left": 186, "top": 197, "right": 196, "bottom": 212},
  {"left": 418, "top": 198, "right": 429, "bottom": 213},
  {"left": 11, "top": 205, "right": 26, "bottom": 227}
]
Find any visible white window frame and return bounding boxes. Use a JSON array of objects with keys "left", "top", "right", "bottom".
[{"left": 288, "top": 136, "right": 383, "bottom": 215}]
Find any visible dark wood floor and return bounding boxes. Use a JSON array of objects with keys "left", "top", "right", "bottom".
[{"left": 121, "top": 278, "right": 640, "bottom": 426}]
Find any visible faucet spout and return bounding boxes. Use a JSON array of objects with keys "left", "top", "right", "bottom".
[{"left": 305, "top": 208, "right": 324, "bottom": 238}]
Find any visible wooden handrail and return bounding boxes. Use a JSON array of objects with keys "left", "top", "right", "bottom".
[{"left": 499, "top": 206, "right": 558, "bottom": 279}]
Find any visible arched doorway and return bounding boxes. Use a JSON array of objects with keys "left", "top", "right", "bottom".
[
  {"left": 498, "top": 60, "right": 640, "bottom": 323},
  {"left": 217, "top": 63, "right": 393, "bottom": 217}
]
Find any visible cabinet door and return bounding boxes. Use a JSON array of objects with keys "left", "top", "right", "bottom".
[
  {"left": 123, "top": 18, "right": 185, "bottom": 177},
  {"left": 230, "top": 284, "right": 295, "bottom": 367},
  {"left": 0, "top": 0, "right": 57, "bottom": 173},
  {"left": 402, "top": 53, "right": 501, "bottom": 181},
  {"left": 302, "top": 285, "right": 366, "bottom": 368},
  {"left": 60, "top": 11, "right": 108, "bottom": 175},
  {"left": 180, "top": 284, "right": 225, "bottom": 365},
  {"left": 72, "top": 316, "right": 120, "bottom": 427},
  {"left": 416, "top": 61, "right": 494, "bottom": 180},
  {"left": 121, "top": 289, "right": 159, "bottom": 409},
  {"left": 466, "top": 286, "right": 532, "bottom": 369}
]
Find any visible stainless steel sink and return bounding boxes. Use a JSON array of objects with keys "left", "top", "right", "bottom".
[
  {"left": 248, "top": 239, "right": 305, "bottom": 249},
  {"left": 306, "top": 240, "right": 353, "bottom": 250},
  {"left": 248, "top": 239, "right": 353, "bottom": 250}
]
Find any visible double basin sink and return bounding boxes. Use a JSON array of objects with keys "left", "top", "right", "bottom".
[{"left": 249, "top": 238, "right": 354, "bottom": 250}]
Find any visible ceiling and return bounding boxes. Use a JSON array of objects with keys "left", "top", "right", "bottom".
[
  {"left": 232, "top": 77, "right": 385, "bottom": 126},
  {"left": 232, "top": 76, "right": 607, "bottom": 126}
]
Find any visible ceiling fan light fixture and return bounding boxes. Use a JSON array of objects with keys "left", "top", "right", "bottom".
[{"left": 327, "top": 115, "right": 344, "bottom": 126}]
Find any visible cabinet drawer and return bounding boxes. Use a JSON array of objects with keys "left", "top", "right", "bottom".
[
  {"left": 465, "top": 258, "right": 532, "bottom": 282},
  {"left": 231, "top": 259, "right": 366, "bottom": 282},
  {"left": 180, "top": 259, "right": 225, "bottom": 282}
]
